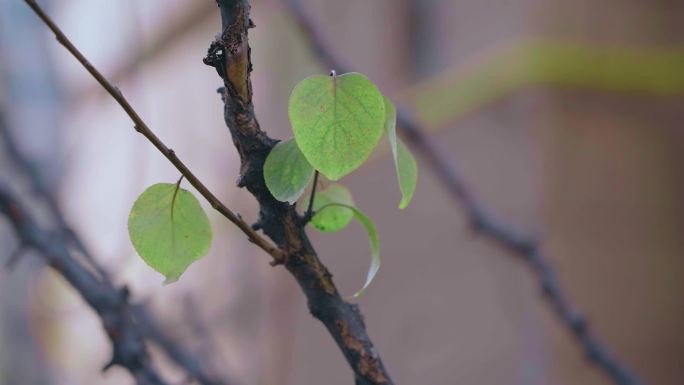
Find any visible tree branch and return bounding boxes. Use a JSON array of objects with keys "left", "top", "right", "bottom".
[
  {"left": 285, "top": 1, "right": 645, "bottom": 385},
  {"left": 23, "top": 0, "right": 393, "bottom": 383},
  {"left": 0, "top": 185, "right": 167, "bottom": 385},
  {"left": 203, "top": 0, "right": 393, "bottom": 383},
  {"left": 22, "top": 0, "right": 283, "bottom": 264},
  {"left": 2, "top": 108, "right": 230, "bottom": 385}
]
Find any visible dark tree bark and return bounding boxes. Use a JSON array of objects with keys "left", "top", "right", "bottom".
[{"left": 204, "top": 1, "right": 394, "bottom": 384}]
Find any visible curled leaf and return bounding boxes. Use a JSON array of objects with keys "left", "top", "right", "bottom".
[
  {"left": 384, "top": 97, "right": 417, "bottom": 209},
  {"left": 319, "top": 203, "right": 380, "bottom": 299}
]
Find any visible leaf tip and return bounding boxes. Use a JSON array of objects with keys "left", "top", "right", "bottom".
[{"left": 162, "top": 275, "right": 180, "bottom": 285}]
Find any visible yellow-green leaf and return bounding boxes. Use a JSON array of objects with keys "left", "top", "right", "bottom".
[
  {"left": 128, "top": 183, "right": 212, "bottom": 284},
  {"left": 384, "top": 97, "right": 417, "bottom": 209},
  {"left": 320, "top": 203, "right": 380, "bottom": 298},
  {"left": 309, "top": 184, "right": 354, "bottom": 232},
  {"left": 288, "top": 72, "right": 385, "bottom": 181},
  {"left": 264, "top": 138, "right": 314, "bottom": 203}
]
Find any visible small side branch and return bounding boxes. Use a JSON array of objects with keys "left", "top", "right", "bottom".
[{"left": 285, "top": 1, "right": 644, "bottom": 385}]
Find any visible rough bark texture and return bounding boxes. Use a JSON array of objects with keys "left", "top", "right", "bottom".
[{"left": 205, "top": 1, "right": 393, "bottom": 384}]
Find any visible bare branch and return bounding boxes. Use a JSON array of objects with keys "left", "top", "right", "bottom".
[{"left": 285, "top": 1, "right": 645, "bottom": 384}]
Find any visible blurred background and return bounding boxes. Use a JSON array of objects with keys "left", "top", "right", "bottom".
[{"left": 0, "top": 0, "right": 683, "bottom": 384}]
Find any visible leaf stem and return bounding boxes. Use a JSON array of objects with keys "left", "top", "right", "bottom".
[
  {"left": 170, "top": 175, "right": 185, "bottom": 220},
  {"left": 302, "top": 170, "right": 319, "bottom": 224}
]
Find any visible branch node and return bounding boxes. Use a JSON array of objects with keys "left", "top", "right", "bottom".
[{"left": 203, "top": 40, "right": 227, "bottom": 80}]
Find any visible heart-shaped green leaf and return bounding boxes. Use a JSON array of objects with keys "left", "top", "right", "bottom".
[
  {"left": 264, "top": 138, "right": 314, "bottom": 203},
  {"left": 309, "top": 184, "right": 354, "bottom": 232},
  {"left": 384, "top": 97, "right": 418, "bottom": 209},
  {"left": 288, "top": 72, "right": 385, "bottom": 181},
  {"left": 128, "top": 183, "right": 212, "bottom": 284}
]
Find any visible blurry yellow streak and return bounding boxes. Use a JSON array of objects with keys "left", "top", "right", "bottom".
[{"left": 395, "top": 39, "right": 684, "bottom": 133}]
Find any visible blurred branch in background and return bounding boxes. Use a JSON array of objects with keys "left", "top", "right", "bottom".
[
  {"left": 399, "top": 39, "right": 684, "bottom": 131},
  {"left": 285, "top": 0, "right": 646, "bottom": 385},
  {"left": 0, "top": 110, "right": 232, "bottom": 385}
]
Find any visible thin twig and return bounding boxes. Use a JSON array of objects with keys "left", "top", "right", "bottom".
[
  {"left": 23, "top": 0, "right": 283, "bottom": 263},
  {"left": 285, "top": 1, "right": 645, "bottom": 384}
]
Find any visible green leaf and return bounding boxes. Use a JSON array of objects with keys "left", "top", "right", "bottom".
[
  {"left": 321, "top": 203, "right": 380, "bottom": 299},
  {"left": 128, "top": 183, "right": 212, "bottom": 284},
  {"left": 309, "top": 184, "right": 354, "bottom": 232},
  {"left": 288, "top": 72, "right": 386, "bottom": 181},
  {"left": 264, "top": 138, "right": 315, "bottom": 203},
  {"left": 384, "top": 97, "right": 418, "bottom": 209}
]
